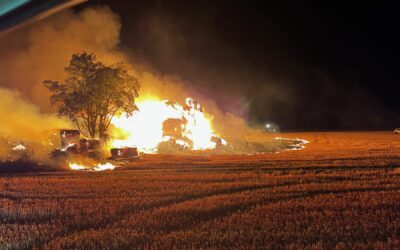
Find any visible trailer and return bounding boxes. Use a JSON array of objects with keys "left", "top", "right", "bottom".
[{"left": 110, "top": 147, "right": 139, "bottom": 161}]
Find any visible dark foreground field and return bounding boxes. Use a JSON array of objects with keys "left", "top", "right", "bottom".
[{"left": 2, "top": 132, "right": 400, "bottom": 249}]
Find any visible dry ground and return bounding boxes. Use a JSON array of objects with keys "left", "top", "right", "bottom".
[{"left": 1, "top": 131, "right": 400, "bottom": 249}]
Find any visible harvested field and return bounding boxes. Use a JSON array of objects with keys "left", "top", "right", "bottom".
[{"left": 1, "top": 131, "right": 400, "bottom": 249}]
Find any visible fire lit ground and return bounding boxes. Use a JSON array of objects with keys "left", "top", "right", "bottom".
[{"left": 2, "top": 132, "right": 400, "bottom": 249}]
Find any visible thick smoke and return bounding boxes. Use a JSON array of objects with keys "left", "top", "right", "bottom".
[
  {"left": 0, "top": 5, "right": 282, "bottom": 161},
  {"left": 0, "top": 6, "right": 124, "bottom": 110},
  {"left": 0, "top": 6, "right": 204, "bottom": 113},
  {"left": 0, "top": 7, "right": 124, "bottom": 161},
  {"left": 0, "top": 88, "right": 70, "bottom": 140},
  {"left": 0, "top": 88, "right": 71, "bottom": 161}
]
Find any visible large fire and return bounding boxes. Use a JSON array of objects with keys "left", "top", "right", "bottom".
[
  {"left": 67, "top": 98, "right": 225, "bottom": 171},
  {"left": 110, "top": 97, "right": 226, "bottom": 153}
]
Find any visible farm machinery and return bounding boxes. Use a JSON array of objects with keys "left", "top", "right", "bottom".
[{"left": 51, "top": 129, "right": 138, "bottom": 161}]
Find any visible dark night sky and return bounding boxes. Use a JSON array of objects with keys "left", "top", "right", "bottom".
[{"left": 79, "top": 1, "right": 399, "bottom": 131}]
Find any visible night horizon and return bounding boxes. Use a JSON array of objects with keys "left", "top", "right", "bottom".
[{"left": 74, "top": 0, "right": 400, "bottom": 131}]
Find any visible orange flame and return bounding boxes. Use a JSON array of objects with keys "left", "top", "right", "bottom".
[
  {"left": 69, "top": 162, "right": 116, "bottom": 171},
  {"left": 110, "top": 97, "right": 226, "bottom": 153}
]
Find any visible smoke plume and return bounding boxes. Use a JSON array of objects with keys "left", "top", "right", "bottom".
[
  {"left": 0, "top": 88, "right": 71, "bottom": 161},
  {"left": 0, "top": 5, "right": 279, "bottom": 161},
  {"left": 0, "top": 88, "right": 70, "bottom": 139},
  {"left": 0, "top": 6, "right": 124, "bottom": 110}
]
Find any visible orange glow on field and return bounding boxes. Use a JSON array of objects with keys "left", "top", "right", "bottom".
[{"left": 110, "top": 98, "right": 226, "bottom": 153}]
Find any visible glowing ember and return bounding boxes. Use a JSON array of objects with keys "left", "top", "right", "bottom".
[
  {"left": 69, "top": 162, "right": 116, "bottom": 171},
  {"left": 110, "top": 98, "right": 225, "bottom": 153},
  {"left": 94, "top": 162, "right": 116, "bottom": 171},
  {"left": 12, "top": 144, "right": 26, "bottom": 151},
  {"left": 274, "top": 137, "right": 310, "bottom": 151},
  {"left": 69, "top": 163, "right": 87, "bottom": 170}
]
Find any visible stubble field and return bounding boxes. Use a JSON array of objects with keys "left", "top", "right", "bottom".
[{"left": 1, "top": 131, "right": 400, "bottom": 249}]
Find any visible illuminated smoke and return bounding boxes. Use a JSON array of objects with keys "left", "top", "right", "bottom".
[
  {"left": 0, "top": 6, "right": 124, "bottom": 110},
  {"left": 0, "top": 5, "right": 294, "bottom": 161},
  {"left": 0, "top": 88, "right": 71, "bottom": 161}
]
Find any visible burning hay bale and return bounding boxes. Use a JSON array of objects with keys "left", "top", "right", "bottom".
[
  {"left": 110, "top": 98, "right": 227, "bottom": 153},
  {"left": 162, "top": 118, "right": 185, "bottom": 139},
  {"left": 156, "top": 139, "right": 191, "bottom": 153}
]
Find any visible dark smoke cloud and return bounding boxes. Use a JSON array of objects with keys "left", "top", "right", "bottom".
[
  {"left": 121, "top": 9, "right": 295, "bottom": 123},
  {"left": 103, "top": 1, "right": 400, "bottom": 130}
]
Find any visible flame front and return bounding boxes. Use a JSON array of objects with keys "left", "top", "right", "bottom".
[
  {"left": 69, "top": 162, "right": 116, "bottom": 171},
  {"left": 69, "top": 163, "right": 87, "bottom": 170},
  {"left": 93, "top": 162, "right": 116, "bottom": 171},
  {"left": 110, "top": 98, "right": 225, "bottom": 153}
]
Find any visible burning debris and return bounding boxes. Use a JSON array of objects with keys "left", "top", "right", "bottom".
[
  {"left": 12, "top": 144, "right": 26, "bottom": 151},
  {"left": 47, "top": 129, "right": 139, "bottom": 171},
  {"left": 49, "top": 128, "right": 136, "bottom": 171},
  {"left": 69, "top": 162, "right": 116, "bottom": 171},
  {"left": 60, "top": 130, "right": 80, "bottom": 148},
  {"left": 51, "top": 129, "right": 101, "bottom": 158},
  {"left": 274, "top": 137, "right": 310, "bottom": 151},
  {"left": 110, "top": 98, "right": 227, "bottom": 153}
]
